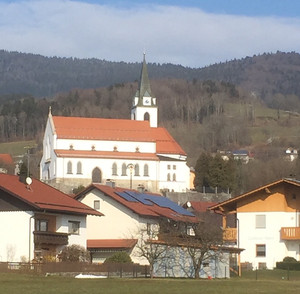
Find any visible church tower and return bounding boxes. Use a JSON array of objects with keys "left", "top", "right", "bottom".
[{"left": 131, "top": 54, "right": 158, "bottom": 128}]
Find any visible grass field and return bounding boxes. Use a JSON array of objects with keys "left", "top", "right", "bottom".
[
  {"left": 0, "top": 140, "right": 36, "bottom": 157},
  {"left": 1, "top": 271, "right": 300, "bottom": 294}
]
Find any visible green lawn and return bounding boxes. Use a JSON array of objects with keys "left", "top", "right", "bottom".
[{"left": 1, "top": 271, "right": 300, "bottom": 294}]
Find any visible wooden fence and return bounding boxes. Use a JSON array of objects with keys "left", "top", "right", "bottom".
[{"left": 0, "top": 262, "right": 150, "bottom": 277}]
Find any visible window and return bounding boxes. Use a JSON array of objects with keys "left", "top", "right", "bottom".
[
  {"left": 256, "top": 215, "right": 266, "bottom": 229},
  {"left": 121, "top": 163, "right": 127, "bottom": 176},
  {"left": 92, "top": 167, "right": 102, "bottom": 183},
  {"left": 94, "top": 200, "right": 100, "bottom": 210},
  {"left": 173, "top": 165, "right": 176, "bottom": 170},
  {"left": 167, "top": 165, "right": 171, "bottom": 170},
  {"left": 35, "top": 219, "right": 48, "bottom": 232},
  {"left": 134, "top": 164, "right": 140, "bottom": 176},
  {"left": 256, "top": 244, "right": 266, "bottom": 257},
  {"left": 173, "top": 173, "right": 176, "bottom": 182},
  {"left": 112, "top": 163, "right": 118, "bottom": 176},
  {"left": 68, "top": 221, "right": 80, "bottom": 235},
  {"left": 167, "top": 173, "right": 171, "bottom": 181},
  {"left": 144, "top": 164, "right": 149, "bottom": 176},
  {"left": 147, "top": 223, "right": 151, "bottom": 235},
  {"left": 67, "top": 161, "right": 72, "bottom": 174},
  {"left": 77, "top": 161, "right": 82, "bottom": 174}
]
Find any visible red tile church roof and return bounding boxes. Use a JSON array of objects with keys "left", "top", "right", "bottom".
[
  {"left": 0, "top": 174, "right": 102, "bottom": 216},
  {"left": 0, "top": 154, "right": 13, "bottom": 165},
  {"left": 51, "top": 116, "right": 186, "bottom": 156}
]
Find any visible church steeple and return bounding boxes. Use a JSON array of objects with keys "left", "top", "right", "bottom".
[
  {"left": 139, "top": 53, "right": 152, "bottom": 99},
  {"left": 131, "top": 54, "right": 158, "bottom": 128}
]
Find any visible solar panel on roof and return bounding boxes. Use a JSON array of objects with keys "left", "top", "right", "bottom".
[
  {"left": 124, "top": 190, "right": 153, "bottom": 206},
  {"left": 143, "top": 194, "right": 194, "bottom": 217},
  {"left": 116, "top": 192, "right": 139, "bottom": 202}
]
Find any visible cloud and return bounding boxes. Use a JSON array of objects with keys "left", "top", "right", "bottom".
[{"left": 0, "top": 0, "right": 300, "bottom": 68}]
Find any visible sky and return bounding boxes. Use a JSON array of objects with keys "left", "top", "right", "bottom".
[{"left": 0, "top": 0, "right": 300, "bottom": 68}]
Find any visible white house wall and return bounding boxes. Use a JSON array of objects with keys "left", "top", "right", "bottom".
[
  {"left": 0, "top": 211, "right": 34, "bottom": 262},
  {"left": 55, "top": 214, "right": 87, "bottom": 249},
  {"left": 238, "top": 211, "right": 300, "bottom": 269},
  {"left": 79, "top": 189, "right": 156, "bottom": 264}
]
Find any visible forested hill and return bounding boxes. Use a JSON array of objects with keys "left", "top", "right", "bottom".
[{"left": 1, "top": 50, "right": 300, "bottom": 102}]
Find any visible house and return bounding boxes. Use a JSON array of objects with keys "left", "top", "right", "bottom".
[
  {"left": 209, "top": 178, "right": 300, "bottom": 271},
  {"left": 75, "top": 183, "right": 240, "bottom": 278},
  {"left": 40, "top": 54, "right": 191, "bottom": 194},
  {"left": 0, "top": 174, "right": 102, "bottom": 262},
  {"left": 75, "top": 183, "right": 196, "bottom": 265}
]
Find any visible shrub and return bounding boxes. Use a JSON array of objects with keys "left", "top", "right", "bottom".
[
  {"left": 59, "top": 245, "right": 90, "bottom": 262},
  {"left": 104, "top": 252, "right": 133, "bottom": 263},
  {"left": 283, "top": 256, "right": 297, "bottom": 263}
]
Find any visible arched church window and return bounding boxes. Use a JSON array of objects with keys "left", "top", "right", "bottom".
[
  {"left": 144, "top": 112, "right": 150, "bottom": 121},
  {"left": 144, "top": 164, "right": 149, "bottom": 176},
  {"left": 167, "top": 173, "right": 171, "bottom": 182},
  {"left": 134, "top": 164, "right": 140, "bottom": 176},
  {"left": 112, "top": 162, "right": 118, "bottom": 176},
  {"left": 92, "top": 167, "right": 102, "bottom": 183},
  {"left": 173, "top": 173, "right": 176, "bottom": 182},
  {"left": 122, "top": 163, "right": 127, "bottom": 176},
  {"left": 67, "top": 161, "right": 72, "bottom": 174},
  {"left": 77, "top": 161, "right": 82, "bottom": 174}
]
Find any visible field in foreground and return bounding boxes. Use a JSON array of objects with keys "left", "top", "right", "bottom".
[{"left": 1, "top": 271, "right": 300, "bottom": 294}]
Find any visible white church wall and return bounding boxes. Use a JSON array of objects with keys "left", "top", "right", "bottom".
[{"left": 55, "top": 138, "right": 156, "bottom": 153}]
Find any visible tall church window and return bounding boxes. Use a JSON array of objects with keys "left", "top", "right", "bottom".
[
  {"left": 92, "top": 167, "right": 102, "bottom": 183},
  {"left": 144, "top": 112, "right": 150, "bottom": 121},
  {"left": 134, "top": 164, "right": 140, "bottom": 176},
  {"left": 67, "top": 161, "right": 72, "bottom": 174},
  {"left": 77, "top": 161, "right": 82, "bottom": 174},
  {"left": 173, "top": 173, "right": 176, "bottom": 182},
  {"left": 112, "top": 162, "right": 118, "bottom": 176},
  {"left": 167, "top": 173, "right": 171, "bottom": 182},
  {"left": 143, "top": 164, "right": 149, "bottom": 176},
  {"left": 122, "top": 163, "right": 127, "bottom": 176}
]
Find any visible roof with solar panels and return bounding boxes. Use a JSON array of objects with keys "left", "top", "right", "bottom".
[{"left": 75, "top": 183, "right": 197, "bottom": 223}]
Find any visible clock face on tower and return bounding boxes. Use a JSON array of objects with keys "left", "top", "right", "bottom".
[{"left": 143, "top": 97, "right": 151, "bottom": 106}]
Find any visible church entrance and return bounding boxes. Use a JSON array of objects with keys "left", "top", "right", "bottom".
[{"left": 92, "top": 167, "right": 102, "bottom": 183}]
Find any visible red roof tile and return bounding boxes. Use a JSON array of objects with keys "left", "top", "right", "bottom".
[
  {"left": 0, "top": 154, "right": 13, "bottom": 165},
  {"left": 87, "top": 239, "right": 137, "bottom": 249},
  {"left": 54, "top": 150, "right": 159, "bottom": 161},
  {"left": 52, "top": 116, "right": 186, "bottom": 156},
  {"left": 189, "top": 201, "right": 218, "bottom": 212},
  {"left": 0, "top": 174, "right": 102, "bottom": 216}
]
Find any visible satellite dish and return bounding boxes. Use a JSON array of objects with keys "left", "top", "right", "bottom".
[
  {"left": 186, "top": 201, "right": 192, "bottom": 208},
  {"left": 26, "top": 177, "right": 32, "bottom": 185}
]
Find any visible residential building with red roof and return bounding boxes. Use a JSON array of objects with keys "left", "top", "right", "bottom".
[
  {"left": 75, "top": 183, "right": 196, "bottom": 264},
  {"left": 0, "top": 174, "right": 101, "bottom": 262},
  {"left": 40, "top": 55, "right": 190, "bottom": 194},
  {"left": 209, "top": 178, "right": 300, "bottom": 271},
  {"left": 0, "top": 153, "right": 14, "bottom": 174}
]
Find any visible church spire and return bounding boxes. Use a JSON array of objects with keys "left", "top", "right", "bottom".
[{"left": 139, "top": 53, "right": 152, "bottom": 99}]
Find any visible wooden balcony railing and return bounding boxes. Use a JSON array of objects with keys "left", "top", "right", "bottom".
[
  {"left": 223, "top": 228, "right": 237, "bottom": 242},
  {"left": 34, "top": 231, "right": 69, "bottom": 245},
  {"left": 280, "top": 227, "right": 300, "bottom": 240}
]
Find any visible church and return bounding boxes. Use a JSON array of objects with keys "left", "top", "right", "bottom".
[{"left": 40, "top": 55, "right": 191, "bottom": 193}]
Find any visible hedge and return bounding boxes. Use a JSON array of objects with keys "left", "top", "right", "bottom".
[{"left": 276, "top": 262, "right": 300, "bottom": 271}]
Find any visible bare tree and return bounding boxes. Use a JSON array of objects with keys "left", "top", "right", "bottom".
[{"left": 134, "top": 223, "right": 169, "bottom": 278}]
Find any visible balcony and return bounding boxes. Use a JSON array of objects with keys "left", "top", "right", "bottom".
[
  {"left": 280, "top": 227, "right": 300, "bottom": 240},
  {"left": 223, "top": 228, "right": 237, "bottom": 242},
  {"left": 34, "top": 231, "right": 69, "bottom": 245}
]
